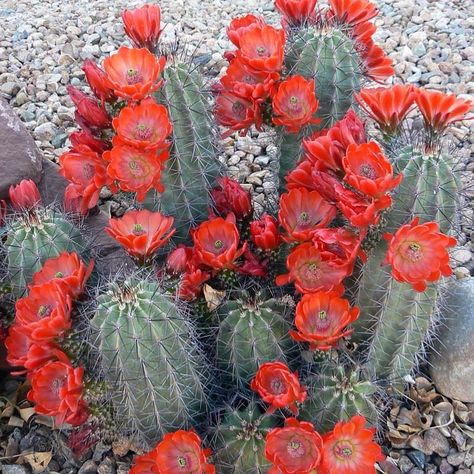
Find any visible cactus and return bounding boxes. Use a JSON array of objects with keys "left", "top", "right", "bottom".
[
  {"left": 211, "top": 402, "right": 279, "bottom": 474},
  {"left": 216, "top": 297, "right": 298, "bottom": 390},
  {"left": 300, "top": 363, "right": 379, "bottom": 432},
  {"left": 152, "top": 61, "right": 223, "bottom": 242},
  {"left": 352, "top": 145, "right": 459, "bottom": 384},
  {"left": 4, "top": 208, "right": 87, "bottom": 295},
  {"left": 90, "top": 278, "right": 210, "bottom": 445},
  {"left": 278, "top": 27, "right": 362, "bottom": 187}
]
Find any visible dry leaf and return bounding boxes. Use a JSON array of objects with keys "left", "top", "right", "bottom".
[
  {"left": 203, "top": 284, "right": 225, "bottom": 311},
  {"left": 8, "top": 415, "right": 24, "bottom": 427},
  {"left": 19, "top": 407, "right": 36, "bottom": 422},
  {"left": 34, "top": 415, "right": 55, "bottom": 428},
  {"left": 112, "top": 437, "right": 141, "bottom": 456},
  {"left": 24, "top": 451, "right": 52, "bottom": 473}
]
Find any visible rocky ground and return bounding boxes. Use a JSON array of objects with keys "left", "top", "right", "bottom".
[{"left": 0, "top": 0, "right": 473, "bottom": 472}]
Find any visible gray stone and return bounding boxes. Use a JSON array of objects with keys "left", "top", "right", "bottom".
[
  {"left": 78, "top": 460, "right": 98, "bottom": 474},
  {"left": 1, "top": 81, "right": 20, "bottom": 96},
  {"left": 2, "top": 466, "right": 30, "bottom": 474},
  {"left": 452, "top": 248, "right": 472, "bottom": 265},
  {"left": 34, "top": 122, "right": 57, "bottom": 141},
  {"left": 0, "top": 98, "right": 43, "bottom": 199},
  {"left": 430, "top": 278, "right": 474, "bottom": 402}
]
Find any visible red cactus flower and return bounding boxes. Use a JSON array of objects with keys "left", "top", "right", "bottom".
[
  {"left": 290, "top": 291, "right": 359, "bottom": 350},
  {"left": 250, "top": 214, "right": 280, "bottom": 251},
  {"left": 350, "top": 19, "right": 377, "bottom": 46},
  {"left": 276, "top": 242, "right": 348, "bottom": 294},
  {"left": 130, "top": 450, "right": 160, "bottom": 474},
  {"left": 69, "top": 130, "right": 110, "bottom": 154},
  {"left": 275, "top": 0, "right": 318, "bottom": 25},
  {"left": 68, "top": 86, "right": 111, "bottom": 130},
  {"left": 59, "top": 147, "right": 108, "bottom": 213},
  {"left": 5, "top": 324, "right": 31, "bottom": 368},
  {"left": 103, "top": 46, "right": 166, "bottom": 101},
  {"left": 272, "top": 76, "right": 320, "bottom": 132},
  {"left": 329, "top": 0, "right": 378, "bottom": 26},
  {"left": 304, "top": 135, "right": 344, "bottom": 173},
  {"left": 122, "top": 4, "right": 162, "bottom": 51},
  {"left": 362, "top": 42, "right": 394, "bottom": 83},
  {"left": 106, "top": 209, "right": 175, "bottom": 260},
  {"left": 320, "top": 415, "right": 384, "bottom": 474},
  {"left": 211, "top": 177, "right": 252, "bottom": 220},
  {"left": 68, "top": 424, "right": 101, "bottom": 460},
  {"left": 215, "top": 90, "right": 260, "bottom": 135},
  {"left": 342, "top": 141, "right": 403, "bottom": 198},
  {"left": 27, "top": 360, "right": 89, "bottom": 427},
  {"left": 154, "top": 430, "right": 215, "bottom": 474},
  {"left": 265, "top": 418, "right": 323, "bottom": 474},
  {"left": 237, "top": 24, "right": 286, "bottom": 73},
  {"left": 31, "top": 252, "right": 94, "bottom": 299},
  {"left": 238, "top": 248, "right": 268, "bottom": 277},
  {"left": 220, "top": 58, "right": 279, "bottom": 100},
  {"left": 9, "top": 179, "right": 41, "bottom": 212},
  {"left": 355, "top": 85, "right": 415, "bottom": 134},
  {"left": 178, "top": 267, "right": 211, "bottom": 301},
  {"left": 335, "top": 184, "right": 392, "bottom": 228},
  {"left": 112, "top": 97, "right": 172, "bottom": 150},
  {"left": 166, "top": 245, "right": 194, "bottom": 275},
  {"left": 24, "top": 342, "right": 70, "bottom": 373},
  {"left": 285, "top": 159, "right": 319, "bottom": 191},
  {"left": 414, "top": 88, "right": 472, "bottom": 133},
  {"left": 383, "top": 217, "right": 456, "bottom": 292},
  {"left": 82, "top": 59, "right": 115, "bottom": 103},
  {"left": 193, "top": 216, "right": 245, "bottom": 271},
  {"left": 227, "top": 14, "right": 265, "bottom": 48},
  {"left": 105, "top": 145, "right": 168, "bottom": 201},
  {"left": 279, "top": 188, "right": 336, "bottom": 242},
  {"left": 15, "top": 282, "right": 72, "bottom": 342},
  {"left": 251, "top": 361, "right": 307, "bottom": 415}
]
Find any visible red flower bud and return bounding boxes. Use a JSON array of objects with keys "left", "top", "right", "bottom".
[
  {"left": 210, "top": 177, "right": 252, "bottom": 220},
  {"left": 82, "top": 59, "right": 115, "bottom": 103},
  {"left": 68, "top": 85, "right": 111, "bottom": 130},
  {"left": 166, "top": 245, "right": 193, "bottom": 275},
  {"left": 122, "top": 4, "right": 162, "bottom": 51},
  {"left": 250, "top": 214, "right": 280, "bottom": 251},
  {"left": 9, "top": 179, "right": 41, "bottom": 211}
]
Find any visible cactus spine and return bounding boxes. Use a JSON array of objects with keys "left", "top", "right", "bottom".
[
  {"left": 353, "top": 146, "right": 458, "bottom": 383},
  {"left": 216, "top": 297, "right": 298, "bottom": 390},
  {"left": 153, "top": 62, "right": 222, "bottom": 242},
  {"left": 300, "top": 364, "right": 379, "bottom": 432},
  {"left": 5, "top": 208, "right": 86, "bottom": 295},
  {"left": 212, "top": 403, "right": 278, "bottom": 474},
  {"left": 90, "top": 278, "right": 210, "bottom": 445}
]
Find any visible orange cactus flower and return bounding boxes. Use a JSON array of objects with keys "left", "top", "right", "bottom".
[
  {"left": 193, "top": 216, "right": 245, "bottom": 271},
  {"left": 275, "top": 0, "right": 318, "bottom": 25},
  {"left": 106, "top": 209, "right": 175, "bottom": 260},
  {"left": 279, "top": 188, "right": 336, "bottom": 242},
  {"left": 27, "top": 360, "right": 89, "bottom": 427},
  {"left": 9, "top": 179, "right": 41, "bottom": 212},
  {"left": 105, "top": 144, "right": 168, "bottom": 201},
  {"left": 5, "top": 324, "right": 31, "bottom": 369},
  {"left": 355, "top": 85, "right": 415, "bottom": 134},
  {"left": 286, "top": 158, "right": 323, "bottom": 191},
  {"left": 15, "top": 282, "right": 72, "bottom": 342},
  {"left": 362, "top": 42, "right": 394, "bottom": 83},
  {"left": 24, "top": 342, "right": 70, "bottom": 373},
  {"left": 272, "top": 76, "right": 320, "bottom": 133},
  {"left": 227, "top": 14, "right": 265, "bottom": 48},
  {"left": 130, "top": 450, "right": 160, "bottom": 474},
  {"left": 122, "top": 4, "right": 162, "bottom": 52},
  {"left": 276, "top": 242, "right": 349, "bottom": 294},
  {"left": 290, "top": 291, "right": 360, "bottom": 350},
  {"left": 250, "top": 214, "right": 280, "bottom": 251},
  {"left": 112, "top": 98, "right": 172, "bottom": 150},
  {"left": 31, "top": 252, "right": 94, "bottom": 299},
  {"left": 342, "top": 141, "right": 403, "bottom": 198},
  {"left": 178, "top": 267, "right": 211, "bottom": 301},
  {"left": 166, "top": 245, "right": 194, "bottom": 275},
  {"left": 329, "top": 0, "right": 378, "bottom": 26},
  {"left": 414, "top": 88, "right": 472, "bottom": 133},
  {"left": 237, "top": 24, "right": 286, "bottom": 73},
  {"left": 59, "top": 147, "right": 109, "bottom": 213},
  {"left": 265, "top": 418, "right": 323, "bottom": 474},
  {"left": 215, "top": 90, "right": 260, "bottom": 135},
  {"left": 69, "top": 130, "right": 110, "bottom": 154},
  {"left": 103, "top": 46, "right": 166, "bottom": 101},
  {"left": 154, "top": 430, "right": 215, "bottom": 474},
  {"left": 82, "top": 59, "right": 115, "bottom": 103},
  {"left": 210, "top": 177, "right": 252, "bottom": 220},
  {"left": 383, "top": 217, "right": 456, "bottom": 292},
  {"left": 251, "top": 361, "right": 307, "bottom": 415},
  {"left": 320, "top": 415, "right": 385, "bottom": 474}
]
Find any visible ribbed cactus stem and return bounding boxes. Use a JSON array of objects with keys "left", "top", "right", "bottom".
[
  {"left": 216, "top": 297, "right": 297, "bottom": 389},
  {"left": 91, "top": 279, "right": 210, "bottom": 445},
  {"left": 212, "top": 403, "right": 278, "bottom": 474},
  {"left": 5, "top": 208, "right": 86, "bottom": 294},
  {"left": 152, "top": 62, "right": 222, "bottom": 241},
  {"left": 353, "top": 146, "right": 458, "bottom": 383}
]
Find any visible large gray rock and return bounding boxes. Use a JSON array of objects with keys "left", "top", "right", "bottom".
[
  {"left": 0, "top": 98, "right": 43, "bottom": 199},
  {"left": 429, "top": 278, "right": 474, "bottom": 402}
]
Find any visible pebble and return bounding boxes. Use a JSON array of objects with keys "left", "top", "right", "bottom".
[{"left": 453, "top": 248, "right": 472, "bottom": 265}]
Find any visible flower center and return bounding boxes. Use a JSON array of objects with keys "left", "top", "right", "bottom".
[
  {"left": 134, "top": 123, "right": 153, "bottom": 140},
  {"left": 37, "top": 304, "right": 52, "bottom": 318},
  {"left": 126, "top": 68, "right": 143, "bottom": 85},
  {"left": 307, "top": 262, "right": 319, "bottom": 276},
  {"left": 51, "top": 377, "right": 65, "bottom": 395},
  {"left": 406, "top": 242, "right": 422, "bottom": 261},
  {"left": 270, "top": 376, "right": 287, "bottom": 395},
  {"left": 256, "top": 45, "right": 268, "bottom": 57},
  {"left": 55, "top": 271, "right": 64, "bottom": 278},
  {"left": 82, "top": 163, "right": 95, "bottom": 181},
  {"left": 128, "top": 157, "right": 149, "bottom": 177},
  {"left": 359, "top": 163, "right": 377, "bottom": 179},
  {"left": 287, "top": 439, "right": 305, "bottom": 458},
  {"left": 334, "top": 440, "right": 354, "bottom": 460},
  {"left": 133, "top": 223, "right": 146, "bottom": 236},
  {"left": 177, "top": 456, "right": 187, "bottom": 468},
  {"left": 319, "top": 310, "right": 327, "bottom": 320},
  {"left": 232, "top": 100, "right": 246, "bottom": 119},
  {"left": 214, "top": 239, "right": 224, "bottom": 250}
]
